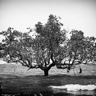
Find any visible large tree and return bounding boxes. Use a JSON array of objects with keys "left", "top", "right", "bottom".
[
  {"left": 1, "top": 15, "right": 96, "bottom": 76},
  {"left": 31, "top": 14, "right": 67, "bottom": 76},
  {"left": 0, "top": 15, "right": 67, "bottom": 76}
]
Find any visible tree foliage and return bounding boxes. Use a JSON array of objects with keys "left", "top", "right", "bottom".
[
  {"left": 32, "top": 14, "right": 67, "bottom": 75},
  {"left": 62, "top": 30, "right": 96, "bottom": 73},
  {"left": 0, "top": 27, "right": 34, "bottom": 68},
  {"left": 0, "top": 15, "right": 96, "bottom": 76}
]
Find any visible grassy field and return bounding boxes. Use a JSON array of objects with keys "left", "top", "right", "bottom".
[
  {"left": 0, "top": 61, "right": 96, "bottom": 96},
  {"left": 0, "top": 63, "right": 96, "bottom": 76}
]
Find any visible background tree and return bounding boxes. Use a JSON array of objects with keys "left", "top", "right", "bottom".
[
  {"left": 61, "top": 30, "right": 96, "bottom": 73},
  {"left": 83, "top": 36, "right": 96, "bottom": 64},
  {"left": 59, "top": 30, "right": 86, "bottom": 72},
  {"left": 0, "top": 43, "right": 4, "bottom": 58}
]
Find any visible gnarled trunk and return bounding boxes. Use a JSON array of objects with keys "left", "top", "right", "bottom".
[{"left": 44, "top": 69, "right": 49, "bottom": 76}]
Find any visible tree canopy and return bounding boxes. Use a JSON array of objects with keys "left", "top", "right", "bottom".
[
  {"left": 32, "top": 14, "right": 67, "bottom": 75},
  {"left": 0, "top": 14, "right": 96, "bottom": 76}
]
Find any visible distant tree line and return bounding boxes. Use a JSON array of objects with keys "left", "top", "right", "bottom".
[{"left": 0, "top": 14, "right": 96, "bottom": 76}]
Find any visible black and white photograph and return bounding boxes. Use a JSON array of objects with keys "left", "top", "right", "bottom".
[{"left": 0, "top": 0, "right": 96, "bottom": 96}]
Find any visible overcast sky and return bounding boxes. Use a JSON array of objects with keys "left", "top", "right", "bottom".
[{"left": 0, "top": 0, "right": 96, "bottom": 41}]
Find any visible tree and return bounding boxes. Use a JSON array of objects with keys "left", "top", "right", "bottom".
[
  {"left": 61, "top": 30, "right": 85, "bottom": 72},
  {"left": 0, "top": 43, "right": 4, "bottom": 58},
  {"left": 83, "top": 36, "right": 96, "bottom": 64},
  {"left": 0, "top": 27, "right": 34, "bottom": 68},
  {"left": 1, "top": 15, "right": 95, "bottom": 76},
  {"left": 32, "top": 14, "right": 67, "bottom": 76},
  {"left": 0, "top": 15, "right": 67, "bottom": 76},
  {"left": 61, "top": 30, "right": 96, "bottom": 73}
]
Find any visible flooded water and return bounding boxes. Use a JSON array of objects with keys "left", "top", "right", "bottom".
[
  {"left": 49, "top": 84, "right": 96, "bottom": 96},
  {"left": 1, "top": 91, "right": 96, "bottom": 96},
  {"left": 1, "top": 86, "right": 96, "bottom": 96}
]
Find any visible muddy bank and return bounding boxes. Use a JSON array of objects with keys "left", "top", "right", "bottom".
[{"left": 0, "top": 75, "right": 96, "bottom": 96}]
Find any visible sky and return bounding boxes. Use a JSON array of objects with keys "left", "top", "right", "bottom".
[{"left": 0, "top": 0, "right": 96, "bottom": 41}]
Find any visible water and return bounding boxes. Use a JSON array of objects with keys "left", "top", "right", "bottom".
[{"left": 49, "top": 84, "right": 96, "bottom": 96}]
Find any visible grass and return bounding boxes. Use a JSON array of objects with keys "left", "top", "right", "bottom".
[{"left": 0, "top": 62, "right": 96, "bottom": 95}]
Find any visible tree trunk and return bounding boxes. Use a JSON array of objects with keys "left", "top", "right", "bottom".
[{"left": 44, "top": 69, "right": 49, "bottom": 76}]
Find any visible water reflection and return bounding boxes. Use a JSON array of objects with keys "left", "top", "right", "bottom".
[
  {"left": 49, "top": 84, "right": 96, "bottom": 96},
  {"left": 67, "top": 90, "right": 96, "bottom": 96},
  {"left": 1, "top": 91, "right": 96, "bottom": 96}
]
